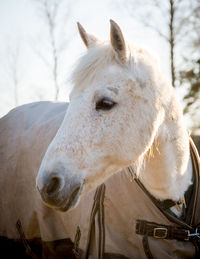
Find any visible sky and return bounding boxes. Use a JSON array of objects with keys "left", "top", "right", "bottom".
[{"left": 0, "top": 0, "right": 172, "bottom": 117}]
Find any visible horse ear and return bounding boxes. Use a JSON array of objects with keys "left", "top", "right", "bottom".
[
  {"left": 110, "top": 20, "right": 126, "bottom": 63},
  {"left": 77, "top": 22, "right": 98, "bottom": 48}
]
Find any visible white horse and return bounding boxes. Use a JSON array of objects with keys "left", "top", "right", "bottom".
[
  {"left": 1, "top": 20, "right": 200, "bottom": 258},
  {"left": 35, "top": 20, "right": 200, "bottom": 257}
]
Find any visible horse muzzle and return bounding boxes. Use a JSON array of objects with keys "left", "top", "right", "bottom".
[{"left": 36, "top": 172, "right": 83, "bottom": 212}]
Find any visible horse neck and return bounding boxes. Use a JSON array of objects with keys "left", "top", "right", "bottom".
[{"left": 138, "top": 96, "right": 193, "bottom": 203}]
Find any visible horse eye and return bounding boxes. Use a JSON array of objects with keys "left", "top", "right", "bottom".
[{"left": 96, "top": 98, "right": 116, "bottom": 111}]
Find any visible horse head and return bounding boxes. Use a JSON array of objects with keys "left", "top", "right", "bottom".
[{"left": 36, "top": 20, "right": 176, "bottom": 211}]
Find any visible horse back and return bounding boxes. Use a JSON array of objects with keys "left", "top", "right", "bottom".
[{"left": 0, "top": 101, "right": 67, "bottom": 239}]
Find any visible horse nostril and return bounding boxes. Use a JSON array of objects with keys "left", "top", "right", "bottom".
[{"left": 46, "top": 177, "right": 61, "bottom": 195}]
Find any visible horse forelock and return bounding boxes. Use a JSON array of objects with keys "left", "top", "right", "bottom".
[{"left": 69, "top": 40, "right": 159, "bottom": 100}]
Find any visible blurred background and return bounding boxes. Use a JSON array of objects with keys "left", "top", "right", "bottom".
[{"left": 0, "top": 0, "right": 199, "bottom": 143}]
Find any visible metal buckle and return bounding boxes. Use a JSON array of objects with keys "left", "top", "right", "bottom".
[
  {"left": 153, "top": 227, "right": 168, "bottom": 239},
  {"left": 186, "top": 228, "right": 200, "bottom": 240}
]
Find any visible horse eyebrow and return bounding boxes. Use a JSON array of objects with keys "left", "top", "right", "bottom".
[{"left": 107, "top": 87, "right": 119, "bottom": 95}]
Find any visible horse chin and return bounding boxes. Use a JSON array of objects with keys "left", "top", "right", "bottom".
[
  {"left": 40, "top": 181, "right": 84, "bottom": 212},
  {"left": 43, "top": 193, "right": 81, "bottom": 212},
  {"left": 55, "top": 184, "right": 83, "bottom": 212},
  {"left": 58, "top": 194, "right": 81, "bottom": 212}
]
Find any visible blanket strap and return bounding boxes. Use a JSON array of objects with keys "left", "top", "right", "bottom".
[
  {"left": 136, "top": 219, "right": 200, "bottom": 241},
  {"left": 73, "top": 226, "right": 81, "bottom": 258},
  {"left": 84, "top": 183, "right": 106, "bottom": 259},
  {"left": 142, "top": 235, "right": 154, "bottom": 259},
  {"left": 16, "top": 220, "right": 39, "bottom": 259}
]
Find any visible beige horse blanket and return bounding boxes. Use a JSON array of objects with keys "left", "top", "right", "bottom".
[{"left": 0, "top": 101, "right": 200, "bottom": 258}]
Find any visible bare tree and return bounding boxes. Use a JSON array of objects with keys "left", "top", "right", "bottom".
[
  {"left": 179, "top": 2, "right": 200, "bottom": 132},
  {"left": 43, "top": 0, "right": 59, "bottom": 100},
  {"left": 169, "top": 0, "right": 175, "bottom": 87},
  {"left": 116, "top": 0, "right": 198, "bottom": 88},
  {"left": 4, "top": 42, "right": 23, "bottom": 107},
  {"left": 32, "top": 0, "right": 75, "bottom": 101}
]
